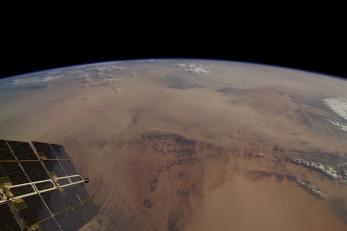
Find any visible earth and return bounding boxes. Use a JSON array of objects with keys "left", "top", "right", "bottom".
[{"left": 1, "top": 59, "right": 347, "bottom": 231}]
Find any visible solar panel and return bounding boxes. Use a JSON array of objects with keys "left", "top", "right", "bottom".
[
  {"left": 0, "top": 162, "right": 29, "bottom": 185},
  {"left": 0, "top": 140, "right": 15, "bottom": 160},
  {"left": 57, "top": 178, "right": 69, "bottom": 185},
  {"left": 55, "top": 208, "right": 79, "bottom": 231},
  {"left": 70, "top": 175, "right": 82, "bottom": 183},
  {"left": 43, "top": 160, "right": 67, "bottom": 177},
  {"left": 76, "top": 199, "right": 98, "bottom": 224},
  {"left": 7, "top": 141, "right": 38, "bottom": 160},
  {"left": 32, "top": 142, "right": 57, "bottom": 159},
  {"left": 10, "top": 185, "right": 35, "bottom": 197},
  {"left": 59, "top": 160, "right": 76, "bottom": 175},
  {"left": 0, "top": 203, "right": 21, "bottom": 231},
  {"left": 61, "top": 186, "right": 81, "bottom": 207},
  {"left": 36, "top": 217, "right": 61, "bottom": 231},
  {"left": 17, "top": 195, "right": 51, "bottom": 226},
  {"left": 74, "top": 184, "right": 91, "bottom": 202},
  {"left": 35, "top": 181, "right": 55, "bottom": 191},
  {"left": 50, "top": 144, "right": 69, "bottom": 159},
  {"left": 41, "top": 189, "right": 69, "bottom": 214},
  {"left": 73, "top": 204, "right": 91, "bottom": 229},
  {"left": 0, "top": 140, "right": 98, "bottom": 230},
  {"left": 20, "top": 161, "right": 50, "bottom": 182},
  {"left": 59, "top": 160, "right": 77, "bottom": 175}
]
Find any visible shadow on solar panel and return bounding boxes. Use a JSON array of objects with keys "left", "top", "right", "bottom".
[{"left": 0, "top": 140, "right": 98, "bottom": 231}]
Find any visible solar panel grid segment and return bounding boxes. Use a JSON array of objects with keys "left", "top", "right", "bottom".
[
  {"left": 70, "top": 175, "right": 82, "bottom": 183},
  {"left": 57, "top": 178, "right": 70, "bottom": 186},
  {"left": 39, "top": 186, "right": 97, "bottom": 231},
  {"left": 43, "top": 160, "right": 67, "bottom": 177},
  {"left": 37, "top": 217, "right": 62, "bottom": 231},
  {"left": 54, "top": 208, "right": 79, "bottom": 231},
  {"left": 20, "top": 161, "right": 50, "bottom": 182},
  {"left": 0, "top": 140, "right": 15, "bottom": 160},
  {"left": 76, "top": 200, "right": 98, "bottom": 225},
  {"left": 50, "top": 144, "right": 69, "bottom": 159},
  {"left": 0, "top": 203, "right": 21, "bottom": 231},
  {"left": 10, "top": 185, "right": 35, "bottom": 197},
  {"left": 32, "top": 142, "right": 57, "bottom": 159},
  {"left": 61, "top": 186, "right": 81, "bottom": 207},
  {"left": 0, "top": 162, "right": 29, "bottom": 185},
  {"left": 7, "top": 141, "right": 38, "bottom": 160},
  {"left": 18, "top": 194, "right": 51, "bottom": 226},
  {"left": 59, "top": 160, "right": 77, "bottom": 176},
  {"left": 8, "top": 185, "right": 96, "bottom": 230},
  {"left": 35, "top": 181, "right": 55, "bottom": 191},
  {"left": 71, "top": 204, "right": 87, "bottom": 229},
  {"left": 75, "top": 184, "right": 91, "bottom": 201},
  {"left": 41, "top": 189, "right": 69, "bottom": 214}
]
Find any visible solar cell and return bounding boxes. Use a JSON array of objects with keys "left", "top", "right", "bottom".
[
  {"left": 37, "top": 217, "right": 61, "bottom": 231},
  {"left": 20, "top": 161, "right": 50, "bottom": 181},
  {"left": 0, "top": 203, "right": 21, "bottom": 231},
  {"left": 76, "top": 200, "right": 98, "bottom": 225},
  {"left": 0, "top": 140, "right": 15, "bottom": 160},
  {"left": 43, "top": 160, "right": 66, "bottom": 177},
  {"left": 10, "top": 185, "right": 35, "bottom": 197},
  {"left": 41, "top": 190, "right": 69, "bottom": 214},
  {"left": 0, "top": 162, "right": 29, "bottom": 185},
  {"left": 32, "top": 142, "right": 57, "bottom": 159},
  {"left": 50, "top": 144, "right": 69, "bottom": 159},
  {"left": 59, "top": 160, "right": 77, "bottom": 175},
  {"left": 17, "top": 195, "right": 51, "bottom": 226},
  {"left": 61, "top": 186, "right": 80, "bottom": 207},
  {"left": 55, "top": 208, "right": 79, "bottom": 231},
  {"left": 57, "top": 178, "right": 70, "bottom": 186},
  {"left": 75, "top": 184, "right": 91, "bottom": 202},
  {"left": 70, "top": 175, "right": 82, "bottom": 183},
  {"left": 7, "top": 141, "right": 37, "bottom": 160},
  {"left": 71, "top": 204, "right": 86, "bottom": 229},
  {"left": 35, "top": 181, "right": 55, "bottom": 191}
]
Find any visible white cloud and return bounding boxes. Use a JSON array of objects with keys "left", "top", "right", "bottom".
[
  {"left": 323, "top": 97, "right": 347, "bottom": 121},
  {"left": 327, "top": 119, "right": 347, "bottom": 132},
  {"left": 175, "top": 64, "right": 210, "bottom": 75}
]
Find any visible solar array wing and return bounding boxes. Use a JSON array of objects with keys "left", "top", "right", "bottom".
[{"left": 0, "top": 139, "right": 98, "bottom": 231}]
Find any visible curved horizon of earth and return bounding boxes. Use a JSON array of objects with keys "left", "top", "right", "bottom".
[{"left": 1, "top": 59, "right": 347, "bottom": 231}]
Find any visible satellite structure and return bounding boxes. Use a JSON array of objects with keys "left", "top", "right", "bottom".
[{"left": 0, "top": 139, "right": 98, "bottom": 231}]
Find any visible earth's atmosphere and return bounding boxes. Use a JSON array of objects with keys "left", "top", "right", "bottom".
[{"left": 1, "top": 59, "right": 347, "bottom": 231}]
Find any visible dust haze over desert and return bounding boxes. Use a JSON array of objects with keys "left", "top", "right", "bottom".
[{"left": 1, "top": 59, "right": 347, "bottom": 231}]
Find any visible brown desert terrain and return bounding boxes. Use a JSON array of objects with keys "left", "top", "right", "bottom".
[{"left": 0, "top": 60, "right": 347, "bottom": 230}]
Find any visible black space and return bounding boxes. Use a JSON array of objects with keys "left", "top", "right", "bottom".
[{"left": 0, "top": 21, "right": 346, "bottom": 80}]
